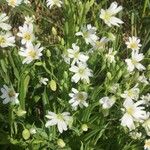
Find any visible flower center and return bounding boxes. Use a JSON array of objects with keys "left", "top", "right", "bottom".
[
  {"left": 28, "top": 50, "right": 36, "bottom": 58},
  {"left": 9, "top": 0, "right": 16, "bottom": 6},
  {"left": 130, "top": 42, "right": 138, "bottom": 49},
  {"left": 78, "top": 68, "right": 85, "bottom": 75},
  {"left": 57, "top": 114, "right": 64, "bottom": 120},
  {"left": 24, "top": 33, "right": 31, "bottom": 41},
  {"left": 74, "top": 51, "right": 79, "bottom": 58},
  {"left": 131, "top": 59, "right": 137, "bottom": 65},
  {"left": 0, "top": 36, "right": 5, "bottom": 44},
  {"left": 145, "top": 140, "right": 150, "bottom": 148},
  {"left": 8, "top": 90, "right": 15, "bottom": 98},
  {"left": 127, "top": 107, "right": 134, "bottom": 115},
  {"left": 83, "top": 32, "right": 89, "bottom": 38},
  {"left": 103, "top": 11, "right": 111, "bottom": 21},
  {"left": 96, "top": 41, "right": 104, "bottom": 48},
  {"left": 77, "top": 93, "right": 84, "bottom": 101}
]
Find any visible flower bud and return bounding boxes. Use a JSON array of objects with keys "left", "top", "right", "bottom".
[
  {"left": 57, "top": 139, "right": 66, "bottom": 148},
  {"left": 81, "top": 124, "right": 88, "bottom": 132}
]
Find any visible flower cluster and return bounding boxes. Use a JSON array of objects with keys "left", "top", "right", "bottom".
[{"left": 0, "top": 1, "right": 149, "bottom": 149}]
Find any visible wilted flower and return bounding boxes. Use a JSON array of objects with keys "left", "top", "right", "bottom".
[
  {"left": 138, "top": 74, "right": 149, "bottom": 85},
  {"left": 91, "top": 37, "right": 109, "bottom": 51},
  {"left": 129, "top": 131, "right": 142, "bottom": 140},
  {"left": 99, "top": 96, "right": 115, "bottom": 109},
  {"left": 121, "top": 85, "right": 140, "bottom": 101},
  {"left": 99, "top": 1, "right": 123, "bottom": 27},
  {"left": 0, "top": 85, "right": 19, "bottom": 105},
  {"left": 105, "top": 48, "right": 117, "bottom": 63},
  {"left": 45, "top": 111, "right": 73, "bottom": 133}
]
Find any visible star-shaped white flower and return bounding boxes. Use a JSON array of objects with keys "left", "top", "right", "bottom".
[
  {"left": 76, "top": 24, "right": 99, "bottom": 45},
  {"left": 46, "top": 0, "right": 62, "bottom": 9},
  {"left": 0, "top": 13, "right": 11, "bottom": 31},
  {"left": 0, "top": 32, "right": 15, "bottom": 48},
  {"left": 45, "top": 111, "right": 73, "bottom": 133},
  {"left": 121, "top": 99, "right": 146, "bottom": 130},
  {"left": 0, "top": 85, "right": 19, "bottom": 105},
  {"left": 100, "top": 1, "right": 123, "bottom": 27},
  {"left": 69, "top": 88, "right": 88, "bottom": 110},
  {"left": 69, "top": 62, "right": 93, "bottom": 83},
  {"left": 126, "top": 36, "right": 142, "bottom": 51},
  {"left": 19, "top": 43, "right": 43, "bottom": 64},
  {"left": 17, "top": 23, "right": 35, "bottom": 45},
  {"left": 6, "top": 0, "right": 23, "bottom": 7},
  {"left": 125, "top": 51, "right": 145, "bottom": 72},
  {"left": 67, "top": 43, "right": 89, "bottom": 65}
]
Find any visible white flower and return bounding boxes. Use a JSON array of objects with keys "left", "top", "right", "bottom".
[
  {"left": 0, "top": 85, "right": 19, "bottom": 105},
  {"left": 138, "top": 74, "right": 149, "bottom": 85},
  {"left": 24, "top": 0, "right": 31, "bottom": 4},
  {"left": 19, "top": 43, "right": 43, "bottom": 64},
  {"left": 29, "top": 128, "right": 36, "bottom": 135},
  {"left": 121, "top": 99, "right": 146, "bottom": 130},
  {"left": 6, "top": 0, "right": 23, "bottom": 7},
  {"left": 25, "top": 16, "right": 35, "bottom": 25},
  {"left": 99, "top": 96, "right": 115, "bottom": 109},
  {"left": 67, "top": 43, "right": 89, "bottom": 65},
  {"left": 121, "top": 85, "right": 140, "bottom": 101},
  {"left": 69, "top": 62, "right": 93, "bottom": 83},
  {"left": 142, "top": 113, "right": 150, "bottom": 136},
  {"left": 17, "top": 23, "right": 35, "bottom": 45},
  {"left": 99, "top": 1, "right": 123, "bottom": 27},
  {"left": 105, "top": 48, "right": 117, "bottom": 63},
  {"left": 141, "top": 93, "right": 150, "bottom": 107},
  {"left": 0, "top": 32, "right": 15, "bottom": 48},
  {"left": 62, "top": 51, "right": 70, "bottom": 64},
  {"left": 144, "top": 139, "right": 150, "bottom": 150},
  {"left": 129, "top": 131, "right": 142, "bottom": 140},
  {"left": 126, "top": 36, "right": 142, "bottom": 51},
  {"left": 39, "top": 77, "right": 49, "bottom": 85},
  {"left": 125, "top": 51, "right": 145, "bottom": 72},
  {"left": 0, "top": 13, "right": 11, "bottom": 31},
  {"left": 76, "top": 24, "right": 99, "bottom": 45},
  {"left": 69, "top": 88, "right": 88, "bottom": 110},
  {"left": 45, "top": 111, "right": 73, "bottom": 133},
  {"left": 46, "top": 0, "right": 62, "bottom": 9},
  {"left": 91, "top": 37, "right": 109, "bottom": 51}
]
